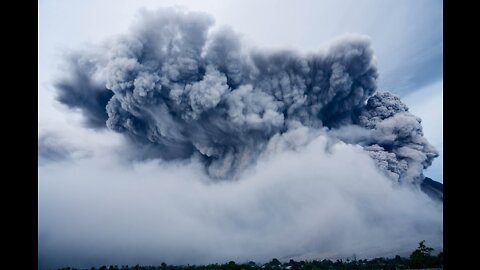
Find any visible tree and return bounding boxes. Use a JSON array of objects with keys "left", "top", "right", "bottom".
[
  {"left": 434, "top": 251, "right": 444, "bottom": 267},
  {"left": 409, "top": 240, "right": 434, "bottom": 268},
  {"left": 437, "top": 251, "right": 443, "bottom": 261},
  {"left": 269, "top": 258, "right": 281, "bottom": 267}
]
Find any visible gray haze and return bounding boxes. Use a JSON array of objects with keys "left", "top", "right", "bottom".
[
  {"left": 39, "top": 7, "right": 442, "bottom": 270},
  {"left": 39, "top": 126, "right": 442, "bottom": 269},
  {"left": 55, "top": 8, "right": 436, "bottom": 183}
]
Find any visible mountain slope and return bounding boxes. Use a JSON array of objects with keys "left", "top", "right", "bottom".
[{"left": 421, "top": 177, "right": 443, "bottom": 202}]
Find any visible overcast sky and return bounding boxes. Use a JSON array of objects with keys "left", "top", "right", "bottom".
[{"left": 38, "top": 1, "right": 443, "bottom": 269}]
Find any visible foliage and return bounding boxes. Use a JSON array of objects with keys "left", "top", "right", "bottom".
[
  {"left": 409, "top": 240, "right": 443, "bottom": 268},
  {"left": 56, "top": 241, "right": 443, "bottom": 270}
]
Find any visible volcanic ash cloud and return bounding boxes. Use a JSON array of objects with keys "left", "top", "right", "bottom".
[
  {"left": 54, "top": 8, "right": 437, "bottom": 184},
  {"left": 39, "top": 7, "right": 443, "bottom": 269}
]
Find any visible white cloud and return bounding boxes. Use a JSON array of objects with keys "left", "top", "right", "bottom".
[{"left": 38, "top": 127, "right": 442, "bottom": 269}]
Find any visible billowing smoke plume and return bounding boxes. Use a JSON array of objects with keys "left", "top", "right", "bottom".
[{"left": 55, "top": 8, "right": 437, "bottom": 183}]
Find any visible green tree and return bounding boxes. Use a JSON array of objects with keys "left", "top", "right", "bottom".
[
  {"left": 434, "top": 251, "right": 444, "bottom": 267},
  {"left": 269, "top": 258, "right": 281, "bottom": 267},
  {"left": 409, "top": 240, "right": 434, "bottom": 268}
]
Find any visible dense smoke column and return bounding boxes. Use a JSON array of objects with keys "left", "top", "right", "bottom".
[
  {"left": 54, "top": 8, "right": 437, "bottom": 183},
  {"left": 352, "top": 92, "right": 439, "bottom": 184}
]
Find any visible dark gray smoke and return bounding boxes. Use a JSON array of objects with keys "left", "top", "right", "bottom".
[
  {"left": 55, "top": 8, "right": 437, "bottom": 182},
  {"left": 354, "top": 92, "right": 439, "bottom": 183}
]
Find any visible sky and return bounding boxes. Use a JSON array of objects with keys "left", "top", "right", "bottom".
[{"left": 38, "top": 1, "right": 443, "bottom": 269}]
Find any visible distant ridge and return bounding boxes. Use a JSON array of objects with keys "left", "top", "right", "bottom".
[{"left": 421, "top": 177, "right": 443, "bottom": 202}]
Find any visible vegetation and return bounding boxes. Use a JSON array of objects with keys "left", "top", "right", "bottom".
[
  {"left": 56, "top": 241, "right": 443, "bottom": 270},
  {"left": 409, "top": 240, "right": 443, "bottom": 268}
]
